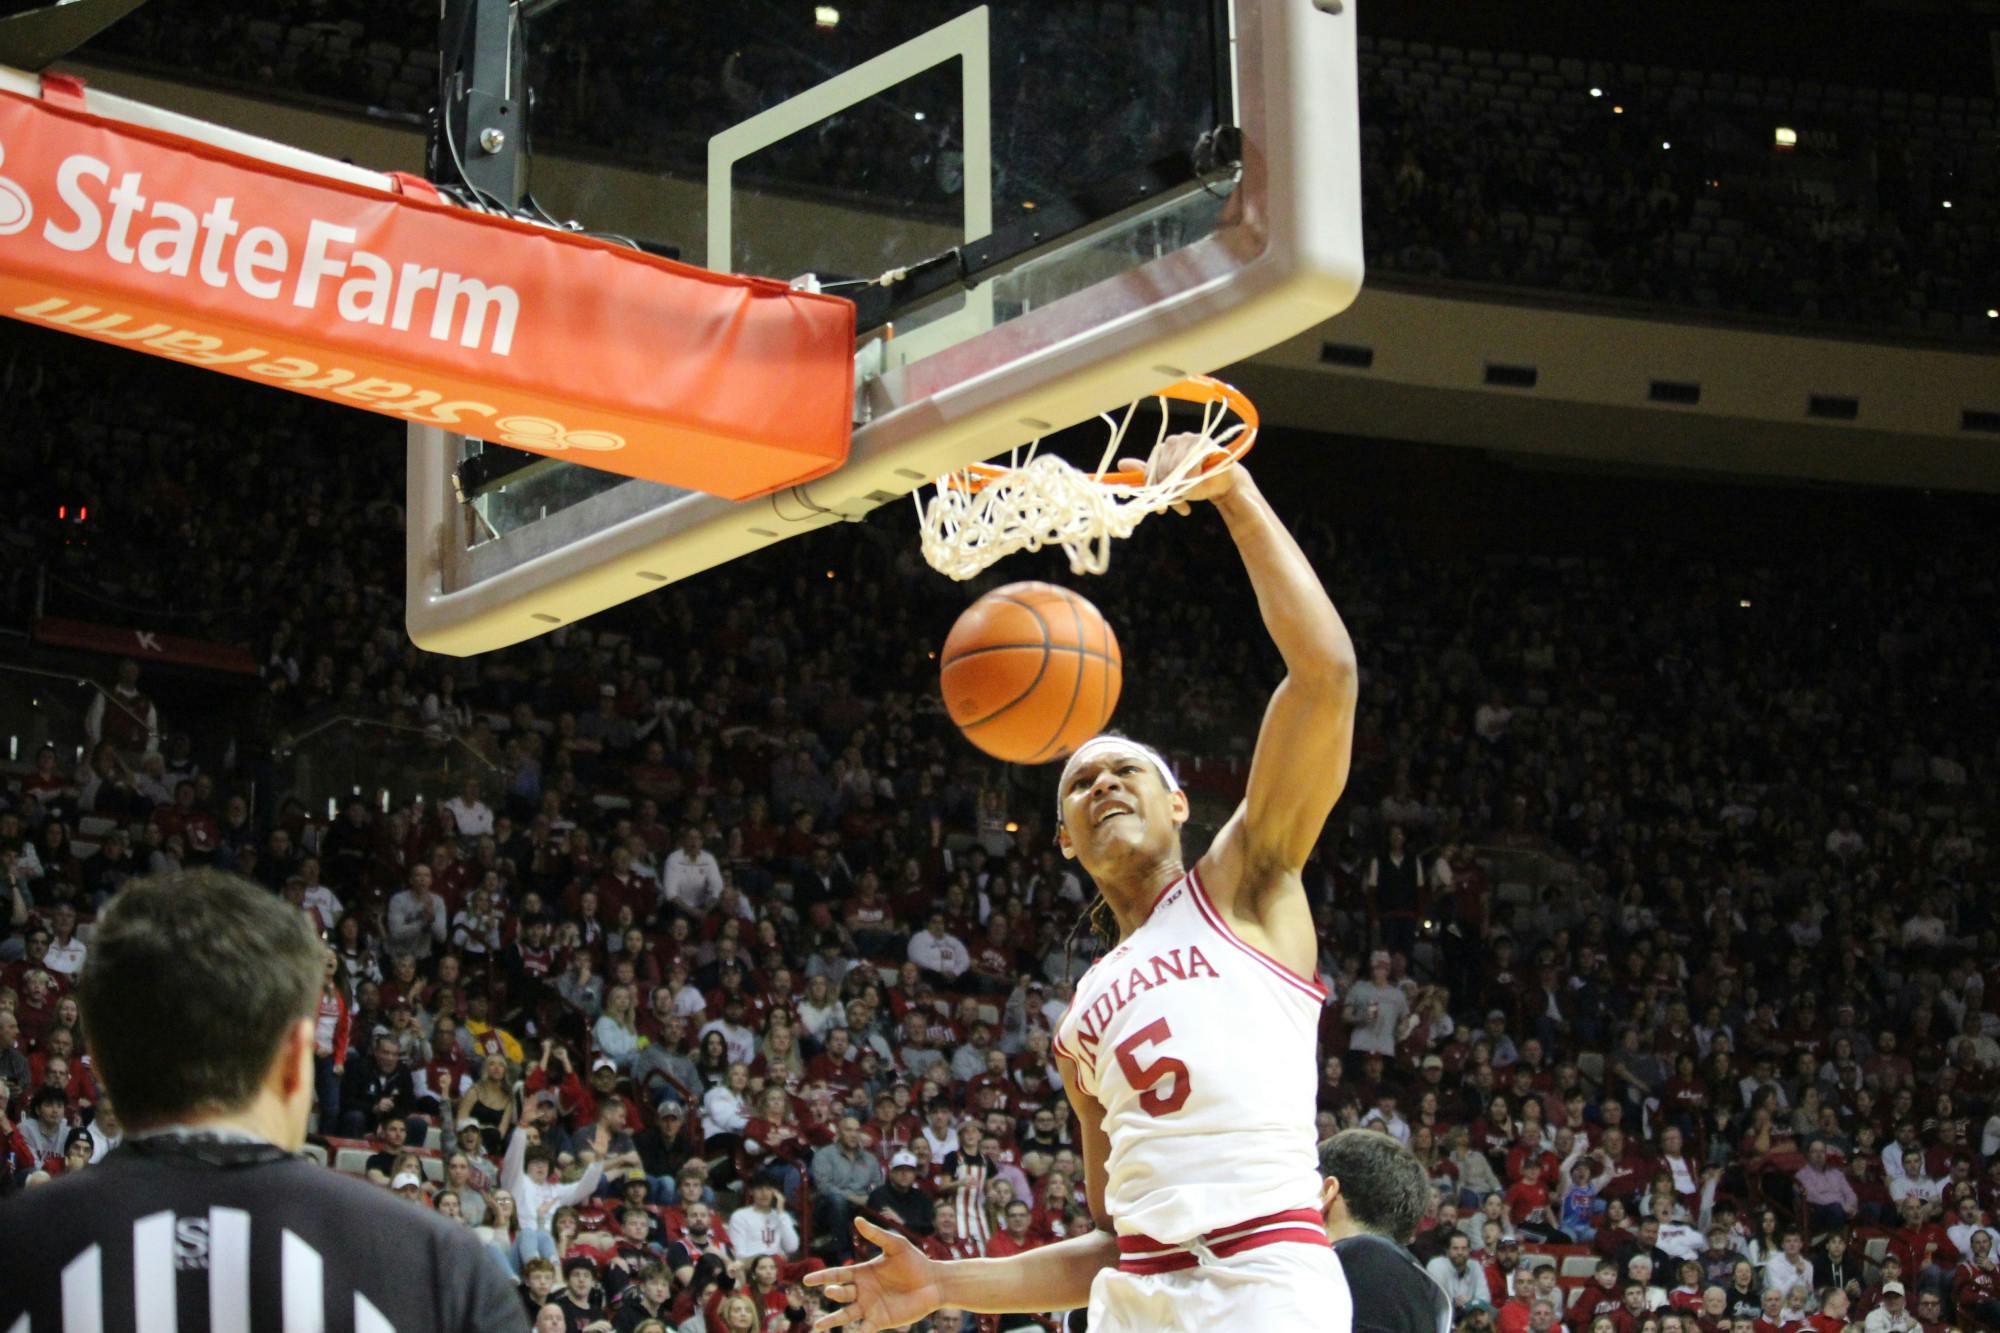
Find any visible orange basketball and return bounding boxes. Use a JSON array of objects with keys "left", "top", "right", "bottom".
[{"left": 940, "top": 582, "right": 1123, "bottom": 764}]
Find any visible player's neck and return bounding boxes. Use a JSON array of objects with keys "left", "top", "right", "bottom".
[{"left": 1104, "top": 859, "right": 1186, "bottom": 938}]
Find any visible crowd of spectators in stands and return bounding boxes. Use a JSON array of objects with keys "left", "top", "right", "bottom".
[
  {"left": 3, "top": 299, "right": 2000, "bottom": 1333},
  {"left": 76, "top": 1, "right": 2000, "bottom": 341}
]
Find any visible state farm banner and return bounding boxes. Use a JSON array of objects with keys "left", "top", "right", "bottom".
[
  {"left": 34, "top": 616, "right": 259, "bottom": 674},
  {"left": 0, "top": 79, "right": 856, "bottom": 501}
]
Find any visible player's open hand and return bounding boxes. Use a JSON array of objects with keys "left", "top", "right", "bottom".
[
  {"left": 804, "top": 1218, "right": 944, "bottom": 1331},
  {"left": 1120, "top": 429, "right": 1239, "bottom": 514}
]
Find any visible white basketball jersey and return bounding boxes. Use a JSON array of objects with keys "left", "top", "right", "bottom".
[{"left": 1054, "top": 864, "right": 1327, "bottom": 1244}]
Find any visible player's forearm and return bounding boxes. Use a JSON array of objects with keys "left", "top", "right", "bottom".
[
  {"left": 1212, "top": 472, "right": 1355, "bottom": 679},
  {"left": 935, "top": 1228, "right": 1118, "bottom": 1314}
]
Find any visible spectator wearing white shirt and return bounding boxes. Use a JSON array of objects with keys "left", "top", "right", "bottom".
[
  {"left": 661, "top": 828, "right": 723, "bottom": 917},
  {"left": 797, "top": 973, "right": 845, "bottom": 1041},
  {"left": 1426, "top": 1233, "right": 1487, "bottom": 1312},
  {"left": 385, "top": 864, "right": 447, "bottom": 960},
  {"left": 699, "top": 997, "right": 758, "bottom": 1066},
  {"left": 727, "top": 1179, "right": 802, "bottom": 1260},
  {"left": 1361, "top": 1092, "right": 1411, "bottom": 1144},
  {"left": 701, "top": 1063, "right": 753, "bottom": 1144},
  {"left": 1344, "top": 951, "right": 1410, "bottom": 1056},
  {"left": 659, "top": 962, "right": 708, "bottom": 1022},
  {"left": 40, "top": 904, "right": 86, "bottom": 982},
  {"left": 1862, "top": 1283, "right": 1918, "bottom": 1333},
  {"left": 1901, "top": 900, "right": 1948, "bottom": 950},
  {"left": 592, "top": 985, "right": 645, "bottom": 1073},
  {"left": 1825, "top": 814, "right": 1864, "bottom": 860},
  {"left": 1883, "top": 1124, "right": 1925, "bottom": 1181},
  {"left": 441, "top": 777, "right": 494, "bottom": 839},
  {"left": 1888, "top": 1166, "right": 1945, "bottom": 1209},
  {"left": 500, "top": 1125, "right": 604, "bottom": 1237},
  {"left": 1763, "top": 1230, "right": 1813, "bottom": 1296},
  {"left": 908, "top": 912, "right": 970, "bottom": 980},
  {"left": 299, "top": 858, "right": 343, "bottom": 934},
  {"left": 1474, "top": 689, "right": 1513, "bottom": 742},
  {"left": 1946, "top": 1197, "right": 2000, "bottom": 1260}
]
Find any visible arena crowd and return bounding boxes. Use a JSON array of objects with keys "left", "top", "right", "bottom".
[{"left": 3, "top": 302, "right": 1997, "bottom": 1333}]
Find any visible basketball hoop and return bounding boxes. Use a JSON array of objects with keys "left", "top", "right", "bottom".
[{"left": 915, "top": 376, "right": 1259, "bottom": 581}]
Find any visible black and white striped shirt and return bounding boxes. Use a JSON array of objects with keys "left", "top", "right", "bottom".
[{"left": 0, "top": 1133, "right": 525, "bottom": 1333}]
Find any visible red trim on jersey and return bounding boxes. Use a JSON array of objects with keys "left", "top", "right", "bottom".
[
  {"left": 1186, "top": 867, "right": 1329, "bottom": 1003},
  {"left": 1116, "top": 1208, "right": 1330, "bottom": 1274},
  {"left": 1145, "top": 871, "right": 1185, "bottom": 916}
]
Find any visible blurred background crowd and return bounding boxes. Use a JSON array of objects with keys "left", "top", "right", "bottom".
[{"left": 0, "top": 3, "right": 1996, "bottom": 1332}]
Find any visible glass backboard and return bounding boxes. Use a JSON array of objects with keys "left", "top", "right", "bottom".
[{"left": 408, "top": 0, "right": 1363, "bottom": 655}]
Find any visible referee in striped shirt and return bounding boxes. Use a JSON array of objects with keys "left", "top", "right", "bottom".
[
  {"left": 1320, "top": 1129, "right": 1457, "bottom": 1333},
  {"left": 0, "top": 869, "right": 526, "bottom": 1333}
]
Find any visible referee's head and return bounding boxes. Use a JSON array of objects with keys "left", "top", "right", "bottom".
[
  {"left": 1318, "top": 1128, "right": 1433, "bottom": 1244},
  {"left": 76, "top": 868, "right": 325, "bottom": 1148}
]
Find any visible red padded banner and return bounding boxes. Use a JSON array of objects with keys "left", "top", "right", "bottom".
[{"left": 0, "top": 86, "right": 855, "bottom": 500}]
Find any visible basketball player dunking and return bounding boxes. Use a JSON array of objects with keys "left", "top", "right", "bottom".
[{"left": 807, "top": 435, "right": 1359, "bottom": 1332}]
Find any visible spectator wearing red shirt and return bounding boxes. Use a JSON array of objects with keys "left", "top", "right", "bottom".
[
  {"left": 1569, "top": 1260, "right": 1624, "bottom": 1333},
  {"left": 1805, "top": 1290, "right": 1850, "bottom": 1333},
  {"left": 1691, "top": 1286, "right": 1731, "bottom": 1333},
  {"left": 1496, "top": 1288, "right": 1536, "bottom": 1333},
  {"left": 9, "top": 968, "right": 59, "bottom": 1051},
  {"left": 1888, "top": 1197, "right": 1959, "bottom": 1295},
  {"left": 1952, "top": 1229, "right": 2000, "bottom": 1327},
  {"left": 1484, "top": 1234, "right": 1527, "bottom": 1302},
  {"left": 1593, "top": 1126, "right": 1651, "bottom": 1201},
  {"left": 919, "top": 1201, "right": 981, "bottom": 1262},
  {"left": 983, "top": 1199, "right": 1041, "bottom": 1260},
  {"left": 1508, "top": 1130, "right": 1559, "bottom": 1190},
  {"left": 741, "top": 1086, "right": 809, "bottom": 1202},
  {"left": 1611, "top": 1283, "right": 1654, "bottom": 1333},
  {"left": 1506, "top": 1169, "right": 1564, "bottom": 1242},
  {"left": 804, "top": 1028, "right": 862, "bottom": 1095}
]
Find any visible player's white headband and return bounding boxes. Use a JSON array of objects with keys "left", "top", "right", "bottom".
[{"left": 1058, "top": 735, "right": 1182, "bottom": 799}]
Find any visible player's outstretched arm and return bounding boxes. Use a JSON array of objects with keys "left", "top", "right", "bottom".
[
  {"left": 805, "top": 1219, "right": 1117, "bottom": 1328},
  {"left": 807, "top": 1058, "right": 1119, "bottom": 1328}
]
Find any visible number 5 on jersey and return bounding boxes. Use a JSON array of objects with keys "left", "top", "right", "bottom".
[{"left": 1115, "top": 1018, "right": 1192, "bottom": 1115}]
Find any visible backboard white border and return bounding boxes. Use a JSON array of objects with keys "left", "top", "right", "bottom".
[
  {"left": 407, "top": 0, "right": 1365, "bottom": 655},
  {"left": 707, "top": 6, "right": 994, "bottom": 368}
]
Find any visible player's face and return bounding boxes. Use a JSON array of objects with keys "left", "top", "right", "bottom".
[{"left": 1055, "top": 743, "right": 1187, "bottom": 872}]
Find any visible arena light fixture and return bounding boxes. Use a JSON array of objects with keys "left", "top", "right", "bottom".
[
  {"left": 1942, "top": 200, "right": 1953, "bottom": 209},
  {"left": 1774, "top": 126, "right": 1798, "bottom": 149},
  {"left": 814, "top": 4, "right": 839, "bottom": 28},
  {"left": 1988, "top": 309, "right": 1998, "bottom": 319},
  {"left": 1589, "top": 86, "right": 1602, "bottom": 98},
  {"left": 1661, "top": 141, "right": 1671, "bottom": 150},
  {"left": 1612, "top": 104, "right": 1624, "bottom": 114}
]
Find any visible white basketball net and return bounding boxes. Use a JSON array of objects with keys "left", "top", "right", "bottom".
[{"left": 916, "top": 391, "right": 1249, "bottom": 582}]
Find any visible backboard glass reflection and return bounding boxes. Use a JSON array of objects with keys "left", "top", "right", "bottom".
[{"left": 408, "top": 0, "right": 1363, "bottom": 654}]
